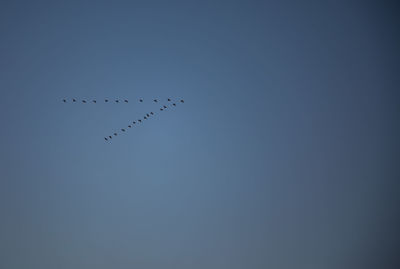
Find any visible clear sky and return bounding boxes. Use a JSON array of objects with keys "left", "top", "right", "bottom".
[{"left": 0, "top": 1, "right": 399, "bottom": 268}]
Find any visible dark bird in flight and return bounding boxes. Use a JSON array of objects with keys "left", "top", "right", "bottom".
[
  {"left": 73, "top": 99, "right": 76, "bottom": 102},
  {"left": 63, "top": 99, "right": 66, "bottom": 102},
  {"left": 82, "top": 100, "right": 87, "bottom": 103},
  {"left": 180, "top": 99, "right": 184, "bottom": 103},
  {"left": 146, "top": 113, "right": 150, "bottom": 117},
  {"left": 121, "top": 128, "right": 125, "bottom": 132},
  {"left": 109, "top": 136, "right": 112, "bottom": 139},
  {"left": 163, "top": 105, "right": 167, "bottom": 109},
  {"left": 139, "top": 99, "right": 143, "bottom": 102},
  {"left": 128, "top": 125, "right": 132, "bottom": 128},
  {"left": 167, "top": 98, "right": 171, "bottom": 101},
  {"left": 133, "top": 121, "right": 136, "bottom": 124},
  {"left": 150, "top": 112, "right": 154, "bottom": 115},
  {"left": 124, "top": 100, "right": 128, "bottom": 103},
  {"left": 144, "top": 116, "right": 147, "bottom": 119},
  {"left": 115, "top": 100, "right": 119, "bottom": 103},
  {"left": 160, "top": 108, "right": 163, "bottom": 111},
  {"left": 138, "top": 119, "right": 142, "bottom": 123},
  {"left": 172, "top": 103, "right": 176, "bottom": 106},
  {"left": 153, "top": 99, "right": 158, "bottom": 102},
  {"left": 114, "top": 133, "right": 118, "bottom": 136},
  {"left": 93, "top": 100, "right": 96, "bottom": 103},
  {"left": 105, "top": 99, "right": 109, "bottom": 102},
  {"left": 105, "top": 137, "right": 108, "bottom": 141}
]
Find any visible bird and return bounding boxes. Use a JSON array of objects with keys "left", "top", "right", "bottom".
[
  {"left": 124, "top": 100, "right": 128, "bottom": 103},
  {"left": 133, "top": 121, "right": 136, "bottom": 124},
  {"left": 150, "top": 112, "right": 154, "bottom": 115},
  {"left": 138, "top": 119, "right": 142, "bottom": 123},
  {"left": 163, "top": 105, "right": 167, "bottom": 109},
  {"left": 172, "top": 103, "right": 176, "bottom": 106},
  {"left": 146, "top": 113, "right": 150, "bottom": 117},
  {"left": 82, "top": 100, "right": 87, "bottom": 103},
  {"left": 105, "top": 99, "right": 109, "bottom": 102},
  {"left": 115, "top": 100, "right": 119, "bottom": 103},
  {"left": 93, "top": 100, "right": 96, "bottom": 103},
  {"left": 128, "top": 125, "right": 132, "bottom": 128},
  {"left": 180, "top": 99, "right": 184, "bottom": 103},
  {"left": 167, "top": 98, "right": 171, "bottom": 101},
  {"left": 72, "top": 99, "right": 76, "bottom": 102},
  {"left": 121, "top": 129, "right": 125, "bottom": 132},
  {"left": 105, "top": 137, "right": 108, "bottom": 141},
  {"left": 160, "top": 108, "right": 163, "bottom": 111},
  {"left": 63, "top": 99, "right": 66, "bottom": 102},
  {"left": 139, "top": 99, "right": 143, "bottom": 102},
  {"left": 109, "top": 136, "right": 112, "bottom": 139},
  {"left": 153, "top": 99, "right": 158, "bottom": 102},
  {"left": 144, "top": 116, "right": 147, "bottom": 119},
  {"left": 114, "top": 133, "right": 118, "bottom": 136}
]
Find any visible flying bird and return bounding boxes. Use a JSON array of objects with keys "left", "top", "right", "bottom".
[
  {"left": 146, "top": 113, "right": 150, "bottom": 117},
  {"left": 63, "top": 99, "right": 66, "bottom": 102},
  {"left": 105, "top": 99, "right": 109, "bottom": 102},
  {"left": 160, "top": 108, "right": 163, "bottom": 111},
  {"left": 138, "top": 119, "right": 142, "bottom": 123},
  {"left": 144, "top": 116, "right": 147, "bottom": 119},
  {"left": 109, "top": 136, "right": 112, "bottom": 139},
  {"left": 139, "top": 99, "right": 143, "bottom": 102},
  {"left": 121, "top": 129, "right": 125, "bottom": 132},
  {"left": 82, "top": 100, "right": 87, "bottom": 103},
  {"left": 133, "top": 121, "right": 136, "bottom": 124},
  {"left": 114, "top": 133, "right": 118, "bottom": 136},
  {"left": 115, "top": 100, "right": 119, "bottom": 103},
  {"left": 124, "top": 100, "right": 128, "bottom": 103},
  {"left": 128, "top": 125, "right": 132, "bottom": 128},
  {"left": 180, "top": 99, "right": 184, "bottom": 103},
  {"left": 167, "top": 98, "right": 171, "bottom": 101},
  {"left": 163, "top": 105, "right": 167, "bottom": 109},
  {"left": 105, "top": 137, "right": 108, "bottom": 141},
  {"left": 93, "top": 100, "right": 96, "bottom": 103},
  {"left": 150, "top": 112, "right": 154, "bottom": 115},
  {"left": 172, "top": 103, "right": 176, "bottom": 106},
  {"left": 153, "top": 99, "right": 158, "bottom": 102},
  {"left": 73, "top": 99, "right": 76, "bottom": 102}
]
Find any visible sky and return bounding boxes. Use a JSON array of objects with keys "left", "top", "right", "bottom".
[{"left": 0, "top": 1, "right": 399, "bottom": 268}]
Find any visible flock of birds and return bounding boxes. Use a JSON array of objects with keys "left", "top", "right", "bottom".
[{"left": 62, "top": 97, "right": 185, "bottom": 142}]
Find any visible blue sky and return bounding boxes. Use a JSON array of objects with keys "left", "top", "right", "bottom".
[{"left": 0, "top": 1, "right": 399, "bottom": 268}]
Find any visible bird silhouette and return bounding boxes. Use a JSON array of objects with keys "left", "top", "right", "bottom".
[
  {"left": 139, "top": 99, "right": 143, "bottom": 102},
  {"left": 115, "top": 100, "right": 119, "bottom": 103},
  {"left": 93, "top": 100, "right": 96, "bottom": 103},
  {"left": 114, "top": 133, "right": 118, "bottom": 136},
  {"left": 163, "top": 105, "right": 167, "bottom": 109},
  {"left": 146, "top": 113, "right": 150, "bottom": 117},
  {"left": 133, "top": 121, "right": 136, "bottom": 124},
  {"left": 105, "top": 99, "right": 109, "bottom": 102},
  {"left": 150, "top": 112, "right": 154, "bottom": 115},
  {"left": 173, "top": 103, "right": 176, "bottom": 106},
  {"left": 144, "top": 116, "right": 147, "bottom": 119},
  {"left": 168, "top": 98, "right": 171, "bottom": 101},
  {"left": 63, "top": 99, "right": 66, "bottom": 102},
  {"left": 124, "top": 100, "right": 128, "bottom": 103},
  {"left": 82, "top": 100, "right": 87, "bottom": 103},
  {"left": 128, "top": 125, "right": 132, "bottom": 128},
  {"left": 121, "top": 128, "right": 125, "bottom": 132},
  {"left": 109, "top": 136, "right": 112, "bottom": 139},
  {"left": 160, "top": 108, "right": 163, "bottom": 111},
  {"left": 105, "top": 137, "right": 108, "bottom": 141},
  {"left": 154, "top": 99, "right": 158, "bottom": 102},
  {"left": 73, "top": 99, "right": 76, "bottom": 102},
  {"left": 180, "top": 99, "right": 184, "bottom": 103},
  {"left": 138, "top": 119, "right": 142, "bottom": 123}
]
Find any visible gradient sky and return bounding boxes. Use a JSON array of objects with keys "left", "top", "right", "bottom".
[{"left": 0, "top": 1, "right": 399, "bottom": 268}]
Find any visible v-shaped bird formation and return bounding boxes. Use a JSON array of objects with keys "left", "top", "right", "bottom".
[{"left": 62, "top": 97, "right": 185, "bottom": 142}]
